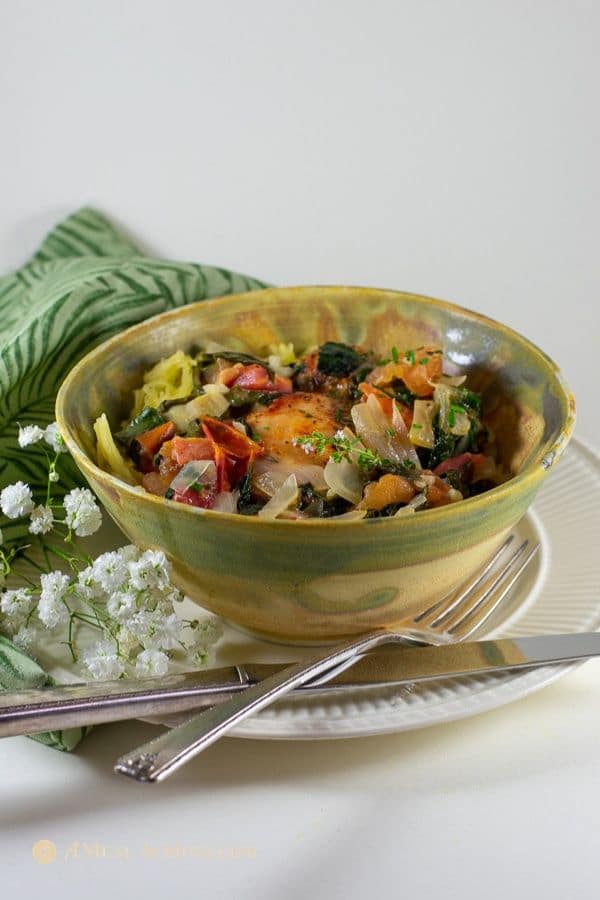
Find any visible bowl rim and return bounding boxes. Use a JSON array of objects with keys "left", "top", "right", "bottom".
[{"left": 55, "top": 283, "right": 576, "bottom": 529}]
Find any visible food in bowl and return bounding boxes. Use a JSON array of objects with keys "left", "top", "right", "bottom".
[
  {"left": 94, "top": 339, "right": 503, "bottom": 520},
  {"left": 56, "top": 286, "right": 574, "bottom": 643}
]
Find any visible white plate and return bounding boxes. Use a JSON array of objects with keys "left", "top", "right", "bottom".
[{"left": 186, "top": 436, "right": 600, "bottom": 739}]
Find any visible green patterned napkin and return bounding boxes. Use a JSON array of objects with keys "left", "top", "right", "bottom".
[{"left": 0, "top": 208, "right": 268, "bottom": 750}]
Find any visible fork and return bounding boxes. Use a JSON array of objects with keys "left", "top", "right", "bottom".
[{"left": 115, "top": 534, "right": 539, "bottom": 783}]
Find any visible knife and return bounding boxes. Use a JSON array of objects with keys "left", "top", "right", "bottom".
[{"left": 1, "top": 632, "right": 598, "bottom": 739}]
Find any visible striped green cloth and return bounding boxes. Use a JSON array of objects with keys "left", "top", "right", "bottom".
[{"left": 0, "top": 208, "right": 268, "bottom": 750}]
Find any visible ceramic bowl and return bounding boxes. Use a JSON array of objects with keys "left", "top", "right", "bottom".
[{"left": 56, "top": 286, "right": 575, "bottom": 644}]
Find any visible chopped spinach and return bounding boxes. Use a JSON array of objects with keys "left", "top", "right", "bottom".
[
  {"left": 298, "top": 484, "right": 352, "bottom": 518},
  {"left": 236, "top": 467, "right": 266, "bottom": 516},
  {"left": 316, "top": 342, "right": 363, "bottom": 377},
  {"left": 441, "top": 463, "right": 473, "bottom": 498},
  {"left": 227, "top": 387, "right": 280, "bottom": 410},
  {"left": 116, "top": 407, "right": 165, "bottom": 446},
  {"left": 390, "top": 381, "right": 417, "bottom": 407},
  {"left": 365, "top": 503, "right": 405, "bottom": 518},
  {"left": 204, "top": 350, "right": 275, "bottom": 375},
  {"left": 427, "top": 421, "right": 459, "bottom": 468}
]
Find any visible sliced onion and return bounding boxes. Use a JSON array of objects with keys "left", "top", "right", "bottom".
[
  {"left": 258, "top": 474, "right": 299, "bottom": 520},
  {"left": 324, "top": 456, "right": 363, "bottom": 504},
  {"left": 253, "top": 457, "right": 327, "bottom": 497},
  {"left": 352, "top": 394, "right": 422, "bottom": 469},
  {"left": 350, "top": 394, "right": 421, "bottom": 469},
  {"left": 391, "top": 402, "right": 422, "bottom": 469},
  {"left": 170, "top": 460, "right": 217, "bottom": 494},
  {"left": 394, "top": 492, "right": 427, "bottom": 516},
  {"left": 437, "top": 374, "right": 467, "bottom": 387},
  {"left": 212, "top": 490, "right": 238, "bottom": 513},
  {"left": 327, "top": 509, "right": 367, "bottom": 521},
  {"left": 409, "top": 400, "right": 435, "bottom": 449},
  {"left": 442, "top": 358, "right": 464, "bottom": 376},
  {"left": 434, "top": 383, "right": 471, "bottom": 437},
  {"left": 166, "top": 390, "right": 229, "bottom": 430}
]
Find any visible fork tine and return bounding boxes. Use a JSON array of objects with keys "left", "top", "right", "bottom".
[
  {"left": 413, "top": 534, "right": 515, "bottom": 627},
  {"left": 429, "top": 538, "right": 528, "bottom": 630},
  {"left": 447, "top": 542, "right": 540, "bottom": 640}
]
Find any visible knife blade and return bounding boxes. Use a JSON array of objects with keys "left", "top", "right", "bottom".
[{"left": 1, "top": 632, "right": 598, "bottom": 738}]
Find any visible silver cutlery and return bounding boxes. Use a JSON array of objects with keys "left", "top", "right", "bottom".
[{"left": 115, "top": 535, "right": 542, "bottom": 782}]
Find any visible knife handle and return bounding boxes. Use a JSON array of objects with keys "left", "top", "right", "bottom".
[{"left": 114, "top": 628, "right": 426, "bottom": 782}]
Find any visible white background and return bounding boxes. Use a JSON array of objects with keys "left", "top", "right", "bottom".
[{"left": 1, "top": 1, "right": 600, "bottom": 897}]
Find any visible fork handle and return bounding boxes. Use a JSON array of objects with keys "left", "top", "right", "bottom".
[{"left": 114, "top": 628, "right": 416, "bottom": 783}]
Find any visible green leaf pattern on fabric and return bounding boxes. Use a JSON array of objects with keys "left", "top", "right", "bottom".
[{"left": 0, "top": 208, "right": 269, "bottom": 750}]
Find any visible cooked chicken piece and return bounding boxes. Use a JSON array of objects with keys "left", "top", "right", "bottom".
[{"left": 246, "top": 392, "right": 338, "bottom": 465}]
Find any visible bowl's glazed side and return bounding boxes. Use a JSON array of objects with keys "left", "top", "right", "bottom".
[
  {"left": 78, "top": 451, "right": 536, "bottom": 642},
  {"left": 56, "top": 286, "right": 574, "bottom": 642}
]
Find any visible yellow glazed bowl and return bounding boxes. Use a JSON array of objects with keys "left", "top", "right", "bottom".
[{"left": 56, "top": 286, "right": 575, "bottom": 643}]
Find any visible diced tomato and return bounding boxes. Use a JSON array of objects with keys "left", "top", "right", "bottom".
[
  {"left": 201, "top": 417, "right": 262, "bottom": 460},
  {"left": 433, "top": 452, "right": 485, "bottom": 476},
  {"left": 218, "top": 363, "right": 293, "bottom": 394},
  {"left": 131, "top": 422, "right": 176, "bottom": 473},
  {"left": 201, "top": 417, "right": 263, "bottom": 492},
  {"left": 232, "top": 364, "right": 271, "bottom": 390},
  {"left": 171, "top": 486, "right": 217, "bottom": 509},
  {"left": 168, "top": 436, "right": 214, "bottom": 466}
]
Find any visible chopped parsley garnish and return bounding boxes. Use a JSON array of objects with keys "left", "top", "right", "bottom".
[
  {"left": 294, "top": 430, "right": 414, "bottom": 474},
  {"left": 419, "top": 356, "right": 429, "bottom": 365},
  {"left": 448, "top": 403, "right": 467, "bottom": 428},
  {"left": 405, "top": 349, "right": 415, "bottom": 365},
  {"left": 391, "top": 346, "right": 399, "bottom": 364}
]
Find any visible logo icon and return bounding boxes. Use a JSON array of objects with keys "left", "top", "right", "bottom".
[{"left": 32, "top": 840, "right": 57, "bottom": 865}]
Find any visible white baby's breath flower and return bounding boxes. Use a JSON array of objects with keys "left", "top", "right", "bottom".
[
  {"left": 63, "top": 487, "right": 102, "bottom": 536},
  {"left": 190, "top": 644, "right": 215, "bottom": 668},
  {"left": 0, "top": 588, "right": 34, "bottom": 624},
  {"left": 135, "top": 648, "right": 169, "bottom": 677},
  {"left": 128, "top": 610, "right": 170, "bottom": 649},
  {"left": 117, "top": 544, "right": 139, "bottom": 564},
  {"left": 76, "top": 565, "right": 105, "bottom": 601},
  {"left": 38, "top": 571, "right": 70, "bottom": 628},
  {"left": 28, "top": 505, "right": 54, "bottom": 535},
  {"left": 18, "top": 424, "right": 45, "bottom": 447},
  {"left": 48, "top": 470, "right": 60, "bottom": 483},
  {"left": 152, "top": 612, "right": 182, "bottom": 650},
  {"left": 12, "top": 625, "right": 37, "bottom": 650},
  {"left": 192, "top": 616, "right": 224, "bottom": 646},
  {"left": 106, "top": 589, "right": 137, "bottom": 624},
  {"left": 128, "top": 549, "right": 170, "bottom": 592},
  {"left": 81, "top": 639, "right": 125, "bottom": 680},
  {"left": 0, "top": 481, "right": 34, "bottom": 519},
  {"left": 44, "top": 422, "right": 68, "bottom": 454},
  {"left": 116, "top": 627, "right": 140, "bottom": 657},
  {"left": 91, "top": 551, "right": 129, "bottom": 593}
]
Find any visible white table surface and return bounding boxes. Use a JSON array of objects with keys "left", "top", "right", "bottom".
[{"left": 1, "top": 1, "right": 600, "bottom": 897}]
